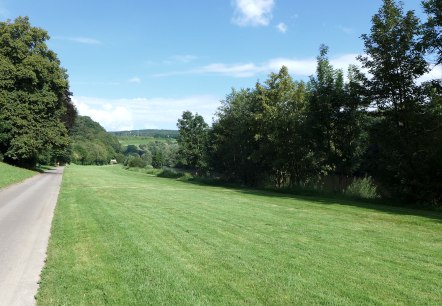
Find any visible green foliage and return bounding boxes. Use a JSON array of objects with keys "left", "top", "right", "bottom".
[
  {"left": 307, "top": 46, "right": 368, "bottom": 186},
  {"left": 126, "top": 156, "right": 147, "bottom": 168},
  {"left": 194, "top": 0, "right": 441, "bottom": 206},
  {"left": 120, "top": 140, "right": 177, "bottom": 169},
  {"left": 0, "top": 17, "right": 77, "bottom": 167},
  {"left": 359, "top": 0, "right": 442, "bottom": 205},
  {"left": 345, "top": 176, "right": 380, "bottom": 200},
  {"left": 110, "top": 129, "right": 179, "bottom": 138},
  {"left": 422, "top": 0, "right": 442, "bottom": 66},
  {"left": 176, "top": 111, "right": 209, "bottom": 171},
  {"left": 117, "top": 136, "right": 177, "bottom": 148},
  {"left": 210, "top": 61, "right": 367, "bottom": 189},
  {"left": 70, "top": 116, "right": 121, "bottom": 165},
  {"left": 156, "top": 168, "right": 184, "bottom": 179}
]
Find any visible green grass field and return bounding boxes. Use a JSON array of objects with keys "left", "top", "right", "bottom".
[
  {"left": 0, "top": 162, "right": 37, "bottom": 189},
  {"left": 37, "top": 165, "right": 442, "bottom": 305},
  {"left": 117, "top": 136, "right": 176, "bottom": 147}
]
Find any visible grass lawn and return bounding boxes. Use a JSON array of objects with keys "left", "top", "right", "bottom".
[
  {"left": 37, "top": 165, "right": 442, "bottom": 305},
  {"left": 0, "top": 162, "right": 37, "bottom": 189}
]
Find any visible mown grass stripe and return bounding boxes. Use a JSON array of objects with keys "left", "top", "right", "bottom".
[{"left": 37, "top": 165, "right": 442, "bottom": 305}]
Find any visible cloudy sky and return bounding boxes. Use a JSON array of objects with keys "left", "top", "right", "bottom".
[{"left": 1, "top": 0, "right": 438, "bottom": 130}]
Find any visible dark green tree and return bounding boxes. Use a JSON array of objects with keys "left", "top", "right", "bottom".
[
  {"left": 254, "top": 66, "right": 312, "bottom": 187},
  {"left": 0, "top": 17, "right": 77, "bottom": 167},
  {"left": 359, "top": 0, "right": 442, "bottom": 205},
  {"left": 422, "top": 0, "right": 442, "bottom": 66},
  {"left": 210, "top": 88, "right": 263, "bottom": 185},
  {"left": 306, "top": 46, "right": 368, "bottom": 190},
  {"left": 176, "top": 111, "right": 209, "bottom": 172}
]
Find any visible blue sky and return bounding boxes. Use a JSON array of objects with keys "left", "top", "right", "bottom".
[{"left": 1, "top": 0, "right": 438, "bottom": 130}]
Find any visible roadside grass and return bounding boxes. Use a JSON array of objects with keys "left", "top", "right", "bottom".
[
  {"left": 37, "top": 165, "right": 442, "bottom": 305},
  {"left": 0, "top": 162, "right": 37, "bottom": 189}
]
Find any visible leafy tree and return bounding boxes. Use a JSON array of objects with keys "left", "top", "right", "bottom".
[
  {"left": 254, "top": 66, "right": 312, "bottom": 187},
  {"left": 210, "top": 88, "right": 263, "bottom": 184},
  {"left": 359, "top": 0, "right": 442, "bottom": 205},
  {"left": 422, "top": 0, "right": 442, "bottom": 66},
  {"left": 176, "top": 111, "right": 209, "bottom": 172},
  {"left": 0, "top": 17, "right": 76, "bottom": 167},
  {"left": 306, "top": 46, "right": 368, "bottom": 189},
  {"left": 358, "top": 0, "right": 428, "bottom": 114}
]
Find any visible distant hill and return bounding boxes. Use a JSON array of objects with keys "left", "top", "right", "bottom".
[
  {"left": 70, "top": 116, "right": 122, "bottom": 165},
  {"left": 109, "top": 129, "right": 179, "bottom": 139}
]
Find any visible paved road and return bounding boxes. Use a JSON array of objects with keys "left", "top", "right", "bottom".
[{"left": 0, "top": 167, "right": 64, "bottom": 306}]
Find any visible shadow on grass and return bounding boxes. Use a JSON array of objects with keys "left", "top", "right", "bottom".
[
  {"left": 177, "top": 177, "right": 442, "bottom": 223},
  {"left": 34, "top": 165, "right": 56, "bottom": 173}
]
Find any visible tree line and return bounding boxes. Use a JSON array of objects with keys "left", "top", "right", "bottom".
[{"left": 177, "top": 0, "right": 442, "bottom": 207}]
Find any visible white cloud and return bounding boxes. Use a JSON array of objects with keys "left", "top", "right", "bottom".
[
  {"left": 72, "top": 95, "right": 220, "bottom": 131},
  {"left": 198, "top": 63, "right": 261, "bottom": 77},
  {"left": 73, "top": 97, "right": 134, "bottom": 131},
  {"left": 55, "top": 36, "right": 102, "bottom": 45},
  {"left": 164, "top": 55, "right": 198, "bottom": 64},
  {"left": 70, "top": 37, "right": 102, "bottom": 45},
  {"left": 155, "top": 53, "right": 361, "bottom": 78},
  {"left": 338, "top": 25, "right": 355, "bottom": 35},
  {"left": 232, "top": 0, "right": 275, "bottom": 27},
  {"left": 128, "top": 77, "right": 141, "bottom": 84},
  {"left": 276, "top": 22, "right": 288, "bottom": 33},
  {"left": 418, "top": 65, "right": 442, "bottom": 83}
]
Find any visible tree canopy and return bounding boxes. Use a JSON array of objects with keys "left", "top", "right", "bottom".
[
  {"left": 177, "top": 0, "right": 442, "bottom": 207},
  {"left": 0, "top": 17, "right": 76, "bottom": 167},
  {"left": 176, "top": 111, "right": 209, "bottom": 172}
]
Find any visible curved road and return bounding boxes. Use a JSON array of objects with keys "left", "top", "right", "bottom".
[{"left": 0, "top": 167, "right": 64, "bottom": 306}]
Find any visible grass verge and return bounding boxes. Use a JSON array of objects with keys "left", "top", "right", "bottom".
[
  {"left": 37, "top": 165, "right": 442, "bottom": 305},
  {"left": 0, "top": 162, "right": 37, "bottom": 189}
]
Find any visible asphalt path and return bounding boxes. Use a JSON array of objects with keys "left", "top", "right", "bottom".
[{"left": 0, "top": 167, "right": 64, "bottom": 306}]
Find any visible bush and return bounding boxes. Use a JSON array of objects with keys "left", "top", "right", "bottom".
[
  {"left": 177, "top": 172, "right": 193, "bottom": 181},
  {"left": 345, "top": 176, "right": 379, "bottom": 200},
  {"left": 143, "top": 168, "right": 160, "bottom": 175},
  {"left": 127, "top": 156, "right": 147, "bottom": 168},
  {"left": 157, "top": 169, "right": 184, "bottom": 179}
]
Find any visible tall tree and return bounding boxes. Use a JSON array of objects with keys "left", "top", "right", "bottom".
[
  {"left": 359, "top": 0, "right": 442, "bottom": 204},
  {"left": 176, "top": 111, "right": 209, "bottom": 172},
  {"left": 254, "top": 66, "right": 312, "bottom": 187},
  {"left": 422, "top": 0, "right": 442, "bottom": 66},
  {"left": 306, "top": 46, "right": 368, "bottom": 189},
  {"left": 210, "top": 88, "right": 263, "bottom": 185},
  {"left": 0, "top": 17, "right": 77, "bottom": 167}
]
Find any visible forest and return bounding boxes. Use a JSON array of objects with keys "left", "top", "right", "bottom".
[{"left": 176, "top": 0, "right": 442, "bottom": 207}]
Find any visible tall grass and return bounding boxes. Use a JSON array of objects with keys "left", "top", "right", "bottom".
[{"left": 345, "top": 176, "right": 380, "bottom": 200}]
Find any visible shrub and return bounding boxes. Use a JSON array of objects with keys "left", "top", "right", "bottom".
[
  {"left": 345, "top": 176, "right": 379, "bottom": 200},
  {"left": 145, "top": 168, "right": 162, "bottom": 175},
  {"left": 178, "top": 172, "right": 193, "bottom": 181},
  {"left": 157, "top": 169, "right": 183, "bottom": 179},
  {"left": 127, "top": 156, "right": 147, "bottom": 168}
]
